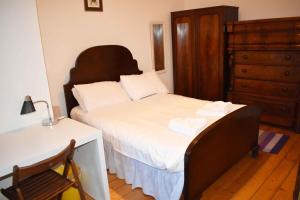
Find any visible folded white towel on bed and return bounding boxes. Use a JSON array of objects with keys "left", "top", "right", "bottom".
[
  {"left": 196, "top": 101, "right": 232, "bottom": 117},
  {"left": 168, "top": 118, "right": 207, "bottom": 137}
]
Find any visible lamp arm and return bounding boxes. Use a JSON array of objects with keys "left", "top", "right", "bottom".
[{"left": 33, "top": 100, "right": 52, "bottom": 123}]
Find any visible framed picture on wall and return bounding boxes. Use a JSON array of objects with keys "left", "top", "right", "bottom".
[
  {"left": 150, "top": 23, "right": 165, "bottom": 72},
  {"left": 84, "top": 0, "right": 103, "bottom": 12}
]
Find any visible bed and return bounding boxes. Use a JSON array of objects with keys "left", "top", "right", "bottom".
[{"left": 64, "top": 45, "right": 260, "bottom": 200}]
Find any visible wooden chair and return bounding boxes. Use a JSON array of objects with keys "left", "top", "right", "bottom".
[
  {"left": 1, "top": 139, "right": 86, "bottom": 200},
  {"left": 294, "top": 162, "right": 300, "bottom": 200}
]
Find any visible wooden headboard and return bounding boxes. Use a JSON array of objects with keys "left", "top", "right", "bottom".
[{"left": 63, "top": 45, "right": 142, "bottom": 116}]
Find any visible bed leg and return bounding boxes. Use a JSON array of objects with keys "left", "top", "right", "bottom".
[
  {"left": 182, "top": 193, "right": 202, "bottom": 200},
  {"left": 250, "top": 145, "right": 259, "bottom": 158},
  {"left": 199, "top": 194, "right": 202, "bottom": 200}
]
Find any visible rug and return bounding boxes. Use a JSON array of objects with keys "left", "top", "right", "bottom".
[{"left": 258, "top": 130, "right": 289, "bottom": 154}]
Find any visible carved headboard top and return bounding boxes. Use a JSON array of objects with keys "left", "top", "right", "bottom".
[{"left": 63, "top": 45, "right": 142, "bottom": 116}]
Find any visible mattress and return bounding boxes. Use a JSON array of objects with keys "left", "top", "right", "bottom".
[{"left": 71, "top": 94, "right": 243, "bottom": 172}]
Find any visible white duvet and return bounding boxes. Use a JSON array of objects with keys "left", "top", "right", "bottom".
[{"left": 71, "top": 94, "right": 243, "bottom": 172}]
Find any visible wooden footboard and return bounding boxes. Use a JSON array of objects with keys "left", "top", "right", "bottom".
[{"left": 184, "top": 105, "right": 260, "bottom": 200}]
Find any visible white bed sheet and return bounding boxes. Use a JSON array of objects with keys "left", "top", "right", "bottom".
[{"left": 71, "top": 94, "right": 243, "bottom": 172}]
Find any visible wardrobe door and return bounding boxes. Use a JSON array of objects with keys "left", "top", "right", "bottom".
[
  {"left": 172, "top": 6, "right": 238, "bottom": 101},
  {"left": 172, "top": 15, "right": 197, "bottom": 98},
  {"left": 197, "top": 14, "right": 222, "bottom": 100}
]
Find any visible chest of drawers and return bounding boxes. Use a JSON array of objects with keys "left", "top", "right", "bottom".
[{"left": 227, "top": 17, "right": 300, "bottom": 132}]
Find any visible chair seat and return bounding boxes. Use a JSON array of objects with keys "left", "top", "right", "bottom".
[{"left": 2, "top": 169, "right": 74, "bottom": 200}]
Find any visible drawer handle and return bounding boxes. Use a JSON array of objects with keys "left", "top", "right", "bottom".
[
  {"left": 284, "top": 71, "right": 290, "bottom": 76},
  {"left": 241, "top": 69, "right": 248, "bottom": 73},
  {"left": 281, "top": 87, "right": 288, "bottom": 92},
  {"left": 284, "top": 55, "right": 292, "bottom": 60},
  {"left": 242, "top": 55, "right": 248, "bottom": 60}
]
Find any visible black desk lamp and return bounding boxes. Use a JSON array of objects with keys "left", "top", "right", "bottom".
[{"left": 21, "top": 95, "right": 57, "bottom": 126}]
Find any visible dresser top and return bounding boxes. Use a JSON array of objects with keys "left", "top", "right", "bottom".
[{"left": 228, "top": 16, "right": 300, "bottom": 25}]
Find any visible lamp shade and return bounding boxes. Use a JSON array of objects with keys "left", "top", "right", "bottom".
[{"left": 20, "top": 95, "right": 36, "bottom": 114}]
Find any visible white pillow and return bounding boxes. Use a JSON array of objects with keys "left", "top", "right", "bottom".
[
  {"left": 73, "top": 81, "right": 131, "bottom": 112},
  {"left": 72, "top": 88, "right": 87, "bottom": 112},
  {"left": 120, "top": 71, "right": 169, "bottom": 100}
]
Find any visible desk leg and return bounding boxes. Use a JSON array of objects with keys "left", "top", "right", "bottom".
[{"left": 74, "top": 137, "right": 110, "bottom": 200}]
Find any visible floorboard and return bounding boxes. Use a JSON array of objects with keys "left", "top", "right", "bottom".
[{"left": 108, "top": 125, "right": 299, "bottom": 200}]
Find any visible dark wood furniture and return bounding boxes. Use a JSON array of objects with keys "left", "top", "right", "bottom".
[
  {"left": 63, "top": 45, "right": 142, "bottom": 115},
  {"left": 63, "top": 45, "right": 260, "bottom": 200},
  {"left": 171, "top": 6, "right": 238, "bottom": 101},
  {"left": 1, "top": 139, "right": 86, "bottom": 200},
  {"left": 227, "top": 17, "right": 300, "bottom": 132}
]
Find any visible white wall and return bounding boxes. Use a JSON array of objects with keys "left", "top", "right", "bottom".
[
  {"left": 37, "top": 0, "right": 300, "bottom": 116},
  {"left": 184, "top": 0, "right": 300, "bottom": 20},
  {"left": 37, "top": 0, "right": 183, "bottom": 116},
  {"left": 0, "top": 0, "right": 52, "bottom": 133}
]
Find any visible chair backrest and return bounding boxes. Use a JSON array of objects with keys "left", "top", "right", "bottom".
[{"left": 12, "top": 139, "right": 76, "bottom": 186}]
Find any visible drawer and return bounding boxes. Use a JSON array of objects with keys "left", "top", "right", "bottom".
[
  {"left": 234, "top": 51, "right": 300, "bottom": 66},
  {"left": 234, "top": 65, "right": 300, "bottom": 83},
  {"left": 231, "top": 93, "right": 296, "bottom": 127},
  {"left": 228, "top": 31, "right": 300, "bottom": 45},
  {"left": 234, "top": 79, "right": 299, "bottom": 98}
]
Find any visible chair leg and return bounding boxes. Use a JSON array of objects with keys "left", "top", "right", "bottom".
[
  {"left": 57, "top": 161, "right": 70, "bottom": 200},
  {"left": 62, "top": 160, "right": 70, "bottom": 179},
  {"left": 16, "top": 188, "right": 25, "bottom": 200},
  {"left": 70, "top": 160, "right": 86, "bottom": 200}
]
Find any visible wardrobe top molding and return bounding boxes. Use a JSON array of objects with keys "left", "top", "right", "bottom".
[{"left": 171, "top": 5, "right": 238, "bottom": 15}]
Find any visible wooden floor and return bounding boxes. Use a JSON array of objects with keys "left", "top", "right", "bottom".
[{"left": 108, "top": 125, "right": 300, "bottom": 200}]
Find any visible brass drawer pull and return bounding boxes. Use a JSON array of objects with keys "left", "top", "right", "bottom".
[
  {"left": 284, "top": 55, "right": 292, "bottom": 60},
  {"left": 284, "top": 71, "right": 290, "bottom": 76},
  {"left": 241, "top": 69, "right": 248, "bottom": 73},
  {"left": 242, "top": 55, "right": 248, "bottom": 60}
]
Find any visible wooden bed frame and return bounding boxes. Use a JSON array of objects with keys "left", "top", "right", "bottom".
[{"left": 64, "top": 45, "right": 260, "bottom": 200}]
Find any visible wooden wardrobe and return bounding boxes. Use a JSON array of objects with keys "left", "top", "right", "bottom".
[
  {"left": 227, "top": 17, "right": 300, "bottom": 132},
  {"left": 171, "top": 6, "right": 238, "bottom": 101}
]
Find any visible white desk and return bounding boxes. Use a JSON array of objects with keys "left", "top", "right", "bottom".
[{"left": 0, "top": 118, "right": 110, "bottom": 200}]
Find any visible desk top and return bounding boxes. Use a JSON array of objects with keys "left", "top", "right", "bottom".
[{"left": 0, "top": 118, "right": 101, "bottom": 177}]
